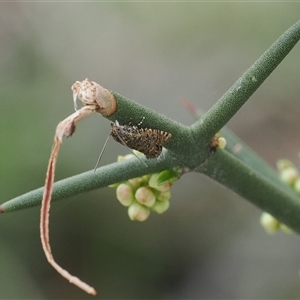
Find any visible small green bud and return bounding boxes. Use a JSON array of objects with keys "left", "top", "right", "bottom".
[
  {"left": 294, "top": 178, "right": 300, "bottom": 194},
  {"left": 128, "top": 175, "right": 150, "bottom": 188},
  {"left": 155, "top": 182, "right": 170, "bottom": 192},
  {"left": 116, "top": 183, "right": 134, "bottom": 206},
  {"left": 277, "top": 159, "right": 295, "bottom": 171},
  {"left": 260, "top": 212, "right": 280, "bottom": 234},
  {"left": 128, "top": 203, "right": 150, "bottom": 221},
  {"left": 152, "top": 200, "right": 170, "bottom": 214},
  {"left": 217, "top": 137, "right": 227, "bottom": 149},
  {"left": 127, "top": 178, "right": 140, "bottom": 188},
  {"left": 135, "top": 187, "right": 156, "bottom": 207},
  {"left": 149, "top": 174, "right": 159, "bottom": 187},
  {"left": 279, "top": 168, "right": 299, "bottom": 185},
  {"left": 149, "top": 174, "right": 171, "bottom": 192},
  {"left": 156, "top": 191, "right": 171, "bottom": 202},
  {"left": 156, "top": 170, "right": 179, "bottom": 185}
]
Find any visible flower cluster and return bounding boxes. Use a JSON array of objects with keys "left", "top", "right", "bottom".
[
  {"left": 260, "top": 159, "right": 300, "bottom": 234},
  {"left": 110, "top": 152, "right": 179, "bottom": 221}
]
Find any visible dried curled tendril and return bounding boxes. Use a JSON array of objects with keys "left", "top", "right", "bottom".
[{"left": 40, "top": 79, "right": 117, "bottom": 296}]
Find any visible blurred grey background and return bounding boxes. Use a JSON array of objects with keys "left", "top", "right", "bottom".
[{"left": 1, "top": 2, "right": 300, "bottom": 299}]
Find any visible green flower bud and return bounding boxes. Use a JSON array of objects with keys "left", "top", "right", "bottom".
[
  {"left": 135, "top": 187, "right": 156, "bottom": 207},
  {"left": 128, "top": 203, "right": 150, "bottom": 221},
  {"left": 279, "top": 168, "right": 299, "bottom": 185},
  {"left": 294, "top": 178, "right": 300, "bottom": 194},
  {"left": 152, "top": 200, "right": 170, "bottom": 214},
  {"left": 217, "top": 137, "right": 227, "bottom": 149},
  {"left": 149, "top": 174, "right": 159, "bottom": 187},
  {"left": 277, "top": 159, "right": 295, "bottom": 171},
  {"left": 149, "top": 174, "right": 171, "bottom": 192},
  {"left": 116, "top": 183, "right": 134, "bottom": 206},
  {"left": 155, "top": 182, "right": 171, "bottom": 192},
  {"left": 156, "top": 170, "right": 179, "bottom": 185},
  {"left": 128, "top": 175, "right": 150, "bottom": 188},
  {"left": 260, "top": 212, "right": 280, "bottom": 234},
  {"left": 156, "top": 191, "right": 171, "bottom": 202}
]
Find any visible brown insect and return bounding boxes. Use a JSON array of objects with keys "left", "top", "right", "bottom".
[
  {"left": 94, "top": 120, "right": 172, "bottom": 170},
  {"left": 111, "top": 120, "right": 172, "bottom": 158}
]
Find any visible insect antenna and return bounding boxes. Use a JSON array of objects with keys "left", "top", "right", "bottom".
[
  {"left": 94, "top": 123, "right": 149, "bottom": 171},
  {"left": 94, "top": 132, "right": 111, "bottom": 171}
]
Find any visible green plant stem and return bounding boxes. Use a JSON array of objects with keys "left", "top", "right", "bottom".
[
  {"left": 190, "top": 107, "right": 290, "bottom": 195},
  {"left": 191, "top": 19, "right": 300, "bottom": 141},
  {"left": 0, "top": 153, "right": 174, "bottom": 213},
  {"left": 197, "top": 150, "right": 300, "bottom": 234},
  {"left": 221, "top": 127, "right": 295, "bottom": 195},
  {"left": 109, "top": 93, "right": 194, "bottom": 154}
]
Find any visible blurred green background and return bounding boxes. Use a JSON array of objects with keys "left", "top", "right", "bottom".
[{"left": 1, "top": 2, "right": 300, "bottom": 299}]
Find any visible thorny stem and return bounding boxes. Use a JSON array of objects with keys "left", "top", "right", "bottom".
[
  {"left": 182, "top": 98, "right": 295, "bottom": 197},
  {"left": 197, "top": 150, "right": 300, "bottom": 234},
  {"left": 1, "top": 20, "right": 300, "bottom": 222},
  {"left": 191, "top": 19, "right": 300, "bottom": 141}
]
